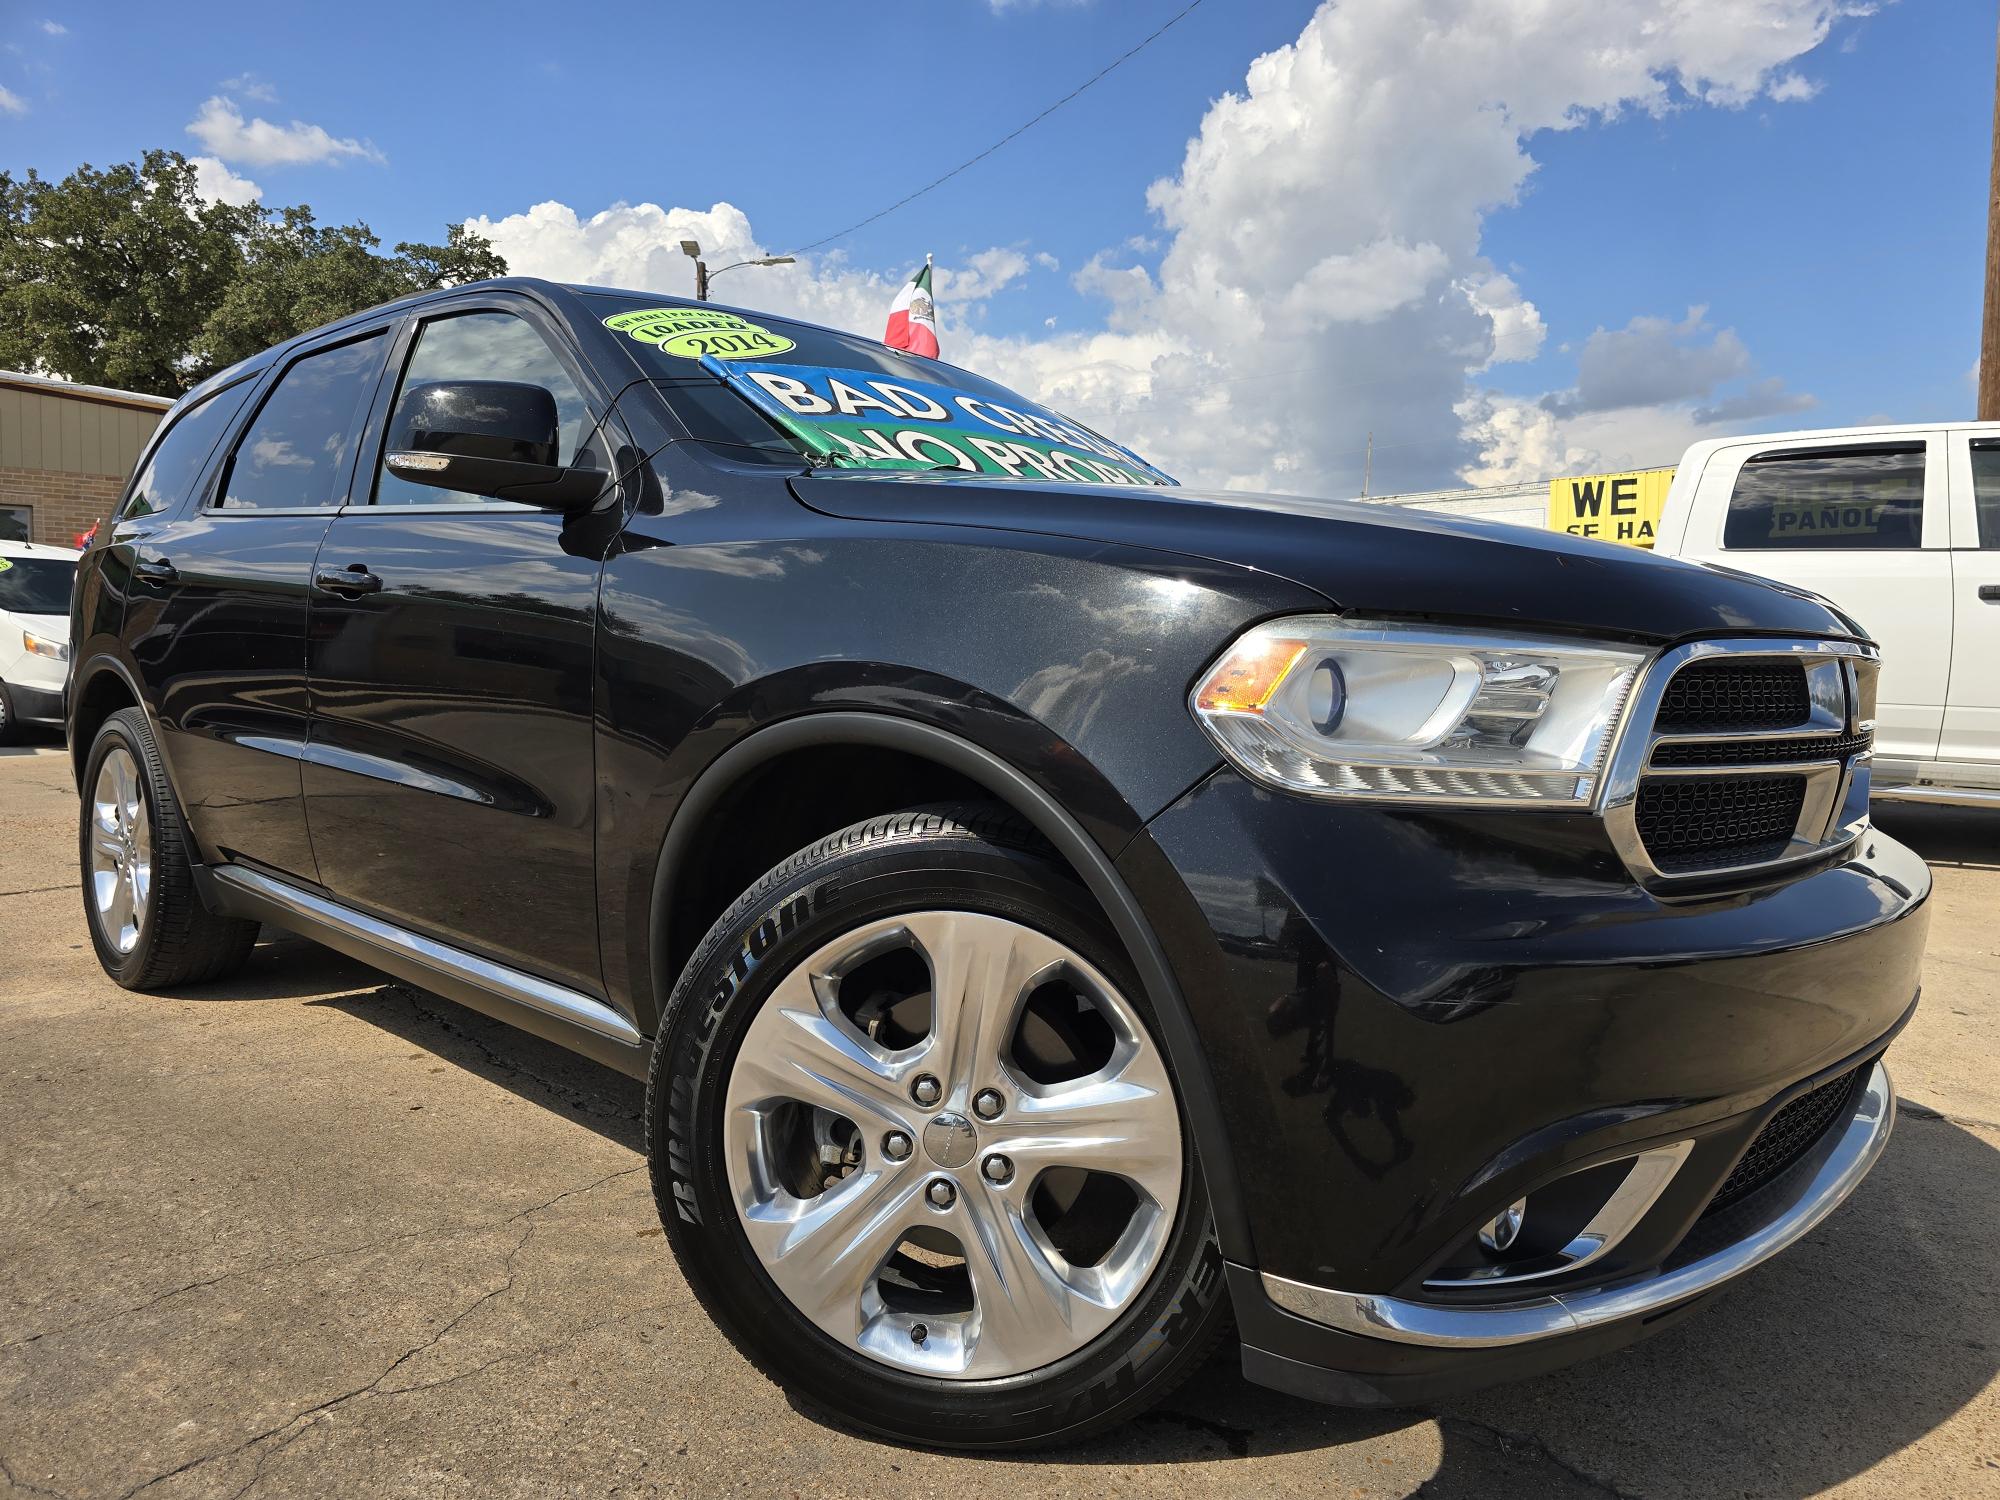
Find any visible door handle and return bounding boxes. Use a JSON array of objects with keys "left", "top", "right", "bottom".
[
  {"left": 1980, "top": 585, "right": 2000, "bottom": 603},
  {"left": 133, "top": 556, "right": 178, "bottom": 584},
  {"left": 314, "top": 564, "right": 383, "bottom": 598}
]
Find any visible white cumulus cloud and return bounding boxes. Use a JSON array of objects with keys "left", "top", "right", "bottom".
[
  {"left": 189, "top": 155, "right": 263, "bottom": 207},
  {"left": 186, "top": 95, "right": 383, "bottom": 168}
]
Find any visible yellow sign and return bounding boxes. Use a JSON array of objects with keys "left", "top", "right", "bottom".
[
  {"left": 602, "top": 307, "right": 796, "bottom": 361},
  {"left": 1547, "top": 468, "right": 1674, "bottom": 548}
]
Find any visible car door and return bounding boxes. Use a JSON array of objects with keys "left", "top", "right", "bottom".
[
  {"left": 1704, "top": 434, "right": 1952, "bottom": 772},
  {"left": 122, "top": 328, "right": 392, "bottom": 879},
  {"left": 1944, "top": 430, "right": 2000, "bottom": 779},
  {"left": 301, "top": 299, "right": 619, "bottom": 992}
]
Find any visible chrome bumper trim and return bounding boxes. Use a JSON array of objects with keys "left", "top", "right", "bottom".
[
  {"left": 1264, "top": 1061, "right": 1894, "bottom": 1348},
  {"left": 211, "top": 864, "right": 644, "bottom": 1046}
]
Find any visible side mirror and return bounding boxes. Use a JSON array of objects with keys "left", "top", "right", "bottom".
[{"left": 384, "top": 380, "right": 606, "bottom": 511}]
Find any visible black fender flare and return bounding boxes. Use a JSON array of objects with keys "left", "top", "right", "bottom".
[
  {"left": 647, "top": 709, "right": 1255, "bottom": 1266},
  {"left": 66, "top": 651, "right": 151, "bottom": 789}
]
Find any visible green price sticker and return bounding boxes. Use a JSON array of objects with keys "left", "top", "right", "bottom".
[
  {"left": 0, "top": 558, "right": 12, "bottom": 572},
  {"left": 603, "top": 307, "right": 797, "bottom": 361}
]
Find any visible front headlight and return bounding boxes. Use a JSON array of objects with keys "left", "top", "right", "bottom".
[
  {"left": 21, "top": 631, "right": 68, "bottom": 662},
  {"left": 1190, "top": 617, "right": 1648, "bottom": 805}
]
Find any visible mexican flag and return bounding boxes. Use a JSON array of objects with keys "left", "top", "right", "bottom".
[{"left": 884, "top": 256, "right": 940, "bottom": 359}]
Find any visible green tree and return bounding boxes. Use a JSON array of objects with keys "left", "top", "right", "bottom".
[
  {"left": 0, "top": 150, "right": 506, "bottom": 398},
  {"left": 198, "top": 209, "right": 506, "bottom": 372},
  {"left": 0, "top": 151, "right": 254, "bottom": 395}
]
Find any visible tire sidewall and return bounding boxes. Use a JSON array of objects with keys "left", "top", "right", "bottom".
[
  {"left": 78, "top": 710, "right": 162, "bottom": 984},
  {"left": 650, "top": 823, "right": 1226, "bottom": 1449}
]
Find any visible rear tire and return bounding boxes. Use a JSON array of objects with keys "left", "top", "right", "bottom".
[
  {"left": 79, "top": 708, "right": 258, "bottom": 989},
  {"left": 648, "top": 803, "right": 1229, "bottom": 1449}
]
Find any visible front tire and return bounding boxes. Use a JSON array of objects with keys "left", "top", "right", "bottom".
[
  {"left": 648, "top": 804, "right": 1228, "bottom": 1448},
  {"left": 79, "top": 708, "right": 258, "bottom": 989}
]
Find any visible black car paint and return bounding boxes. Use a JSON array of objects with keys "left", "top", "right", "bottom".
[{"left": 68, "top": 277, "right": 1928, "bottom": 1405}]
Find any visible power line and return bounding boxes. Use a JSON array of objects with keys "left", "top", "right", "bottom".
[{"left": 782, "top": 0, "right": 1208, "bottom": 258}]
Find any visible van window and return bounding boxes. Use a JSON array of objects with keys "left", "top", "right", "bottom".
[
  {"left": 121, "top": 379, "right": 257, "bottom": 521},
  {"left": 216, "top": 334, "right": 388, "bottom": 511},
  {"left": 1969, "top": 441, "right": 2000, "bottom": 548},
  {"left": 1722, "top": 446, "right": 1925, "bottom": 551}
]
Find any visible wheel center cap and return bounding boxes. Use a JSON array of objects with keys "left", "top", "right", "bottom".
[{"left": 922, "top": 1112, "right": 977, "bottom": 1169}]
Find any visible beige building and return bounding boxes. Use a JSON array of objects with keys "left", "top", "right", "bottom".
[{"left": 0, "top": 371, "right": 169, "bottom": 548}]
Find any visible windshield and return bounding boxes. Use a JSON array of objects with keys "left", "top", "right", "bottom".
[
  {"left": 0, "top": 555, "right": 75, "bottom": 615},
  {"left": 588, "top": 295, "right": 1174, "bottom": 487}
]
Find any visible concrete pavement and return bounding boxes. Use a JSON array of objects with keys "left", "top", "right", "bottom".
[{"left": 1, "top": 737, "right": 1995, "bottom": 1498}]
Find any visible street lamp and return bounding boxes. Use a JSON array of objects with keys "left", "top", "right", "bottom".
[{"left": 680, "top": 239, "right": 795, "bottom": 302}]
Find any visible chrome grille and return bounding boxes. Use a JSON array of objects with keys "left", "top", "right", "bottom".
[
  {"left": 1633, "top": 775, "right": 1807, "bottom": 873},
  {"left": 1654, "top": 661, "right": 1811, "bottom": 733},
  {"left": 1601, "top": 639, "right": 1878, "bottom": 887}
]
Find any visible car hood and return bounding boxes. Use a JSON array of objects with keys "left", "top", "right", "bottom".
[
  {"left": 791, "top": 473, "right": 1861, "bottom": 645},
  {"left": 4, "top": 610, "right": 68, "bottom": 641}
]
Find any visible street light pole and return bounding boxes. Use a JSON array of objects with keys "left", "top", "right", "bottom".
[{"left": 680, "top": 240, "right": 794, "bottom": 302}]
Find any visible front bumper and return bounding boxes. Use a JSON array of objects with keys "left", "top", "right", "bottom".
[
  {"left": 5, "top": 679, "right": 64, "bottom": 724},
  {"left": 1118, "top": 767, "right": 1929, "bottom": 1404},
  {"left": 1264, "top": 1060, "right": 1891, "bottom": 1347}
]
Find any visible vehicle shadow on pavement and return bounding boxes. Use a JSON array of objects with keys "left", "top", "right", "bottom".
[
  {"left": 1874, "top": 802, "right": 2000, "bottom": 870},
  {"left": 304, "top": 972, "right": 648, "bottom": 1152},
  {"left": 978, "top": 1109, "right": 1999, "bottom": 1496}
]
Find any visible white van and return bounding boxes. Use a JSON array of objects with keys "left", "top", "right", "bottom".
[
  {"left": 1653, "top": 423, "right": 1999, "bottom": 807},
  {"left": 0, "top": 539, "right": 79, "bottom": 743}
]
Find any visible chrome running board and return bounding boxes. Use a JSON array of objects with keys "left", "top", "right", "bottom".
[
  {"left": 209, "top": 864, "right": 649, "bottom": 1077},
  {"left": 1263, "top": 1062, "right": 1894, "bottom": 1347},
  {"left": 1873, "top": 784, "right": 2000, "bottom": 809}
]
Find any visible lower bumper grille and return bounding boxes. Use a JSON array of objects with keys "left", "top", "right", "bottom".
[
  {"left": 1633, "top": 774, "right": 1807, "bottom": 873},
  {"left": 1704, "top": 1065, "right": 1866, "bottom": 1217}
]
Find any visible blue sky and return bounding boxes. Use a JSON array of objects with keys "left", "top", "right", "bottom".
[{"left": 1, "top": 1, "right": 1990, "bottom": 494}]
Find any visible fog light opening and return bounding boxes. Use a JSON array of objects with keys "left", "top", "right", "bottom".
[{"left": 1479, "top": 1199, "right": 1527, "bottom": 1254}]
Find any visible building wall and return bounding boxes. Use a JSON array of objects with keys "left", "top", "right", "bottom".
[
  {"left": 0, "top": 375, "right": 168, "bottom": 547},
  {"left": 0, "top": 466, "right": 128, "bottom": 548}
]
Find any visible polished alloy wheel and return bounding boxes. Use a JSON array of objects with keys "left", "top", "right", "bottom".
[
  {"left": 722, "top": 910, "right": 1182, "bottom": 1379},
  {"left": 88, "top": 745, "right": 152, "bottom": 955}
]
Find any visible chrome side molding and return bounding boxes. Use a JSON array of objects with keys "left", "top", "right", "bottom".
[
  {"left": 209, "top": 864, "right": 645, "bottom": 1048},
  {"left": 1265, "top": 1061, "right": 1894, "bottom": 1348}
]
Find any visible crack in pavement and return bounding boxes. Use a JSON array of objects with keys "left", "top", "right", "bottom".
[
  {"left": 1427, "top": 1414, "right": 1641, "bottom": 1500},
  {"left": 105, "top": 1164, "right": 646, "bottom": 1500},
  {"left": 0, "top": 1451, "right": 72, "bottom": 1500},
  {"left": 1, "top": 1165, "right": 644, "bottom": 1354},
  {"left": 1898, "top": 1100, "right": 2000, "bottom": 1133},
  {"left": 0, "top": 885, "right": 71, "bottom": 898}
]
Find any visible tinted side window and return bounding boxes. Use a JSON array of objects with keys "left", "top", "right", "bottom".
[
  {"left": 217, "top": 334, "right": 387, "bottom": 511},
  {"left": 121, "top": 379, "right": 256, "bottom": 521},
  {"left": 372, "top": 312, "right": 592, "bottom": 507},
  {"left": 1970, "top": 441, "right": 2000, "bottom": 548},
  {"left": 1722, "top": 446, "right": 1925, "bottom": 551}
]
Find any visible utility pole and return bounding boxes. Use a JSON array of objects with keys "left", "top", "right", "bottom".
[
  {"left": 1362, "top": 432, "right": 1373, "bottom": 498},
  {"left": 1981, "top": 15, "right": 2000, "bottom": 419},
  {"left": 694, "top": 258, "right": 710, "bottom": 302}
]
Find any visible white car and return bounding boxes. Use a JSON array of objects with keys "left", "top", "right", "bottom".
[
  {"left": 0, "top": 539, "right": 79, "bottom": 743},
  {"left": 1653, "top": 421, "right": 2000, "bottom": 808}
]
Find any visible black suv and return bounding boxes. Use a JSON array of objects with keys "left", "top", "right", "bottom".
[{"left": 68, "top": 279, "right": 1928, "bottom": 1448}]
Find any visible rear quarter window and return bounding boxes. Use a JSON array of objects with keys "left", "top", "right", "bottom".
[
  {"left": 120, "top": 379, "right": 257, "bottom": 521},
  {"left": 1722, "top": 445, "right": 1925, "bottom": 551}
]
